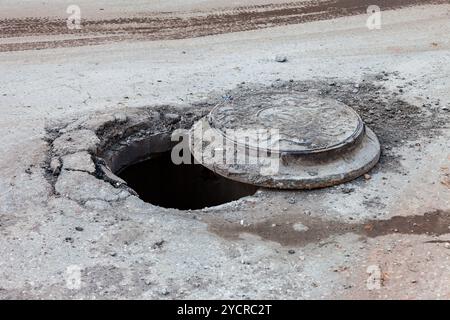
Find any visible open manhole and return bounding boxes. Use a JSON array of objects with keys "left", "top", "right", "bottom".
[
  {"left": 102, "top": 92, "right": 380, "bottom": 208},
  {"left": 101, "top": 131, "right": 258, "bottom": 210},
  {"left": 190, "top": 91, "right": 381, "bottom": 189},
  {"left": 81, "top": 90, "right": 380, "bottom": 210},
  {"left": 117, "top": 151, "right": 258, "bottom": 210}
]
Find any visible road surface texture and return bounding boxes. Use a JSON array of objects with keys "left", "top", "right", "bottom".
[{"left": 0, "top": 1, "right": 449, "bottom": 299}]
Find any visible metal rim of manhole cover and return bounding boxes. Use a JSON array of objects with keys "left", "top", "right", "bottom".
[{"left": 189, "top": 91, "right": 381, "bottom": 189}]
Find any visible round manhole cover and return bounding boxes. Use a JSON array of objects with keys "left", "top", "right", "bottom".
[
  {"left": 208, "top": 92, "right": 364, "bottom": 154},
  {"left": 190, "top": 91, "right": 381, "bottom": 189}
]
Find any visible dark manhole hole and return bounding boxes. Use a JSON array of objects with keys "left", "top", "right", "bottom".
[{"left": 117, "top": 151, "right": 257, "bottom": 210}]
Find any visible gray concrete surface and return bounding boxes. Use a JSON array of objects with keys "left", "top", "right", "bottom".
[{"left": 0, "top": 4, "right": 449, "bottom": 299}]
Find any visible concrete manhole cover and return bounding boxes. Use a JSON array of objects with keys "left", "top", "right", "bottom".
[{"left": 191, "top": 91, "right": 381, "bottom": 189}]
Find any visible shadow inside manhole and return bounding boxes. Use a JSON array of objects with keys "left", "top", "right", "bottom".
[{"left": 117, "top": 151, "right": 258, "bottom": 210}]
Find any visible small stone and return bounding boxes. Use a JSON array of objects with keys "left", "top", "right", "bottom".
[
  {"left": 341, "top": 186, "right": 355, "bottom": 194},
  {"left": 160, "top": 289, "right": 170, "bottom": 296},
  {"left": 444, "top": 243, "right": 450, "bottom": 249},
  {"left": 75, "top": 227, "right": 84, "bottom": 232},
  {"left": 287, "top": 197, "right": 296, "bottom": 204},
  {"left": 275, "top": 55, "right": 287, "bottom": 63},
  {"left": 288, "top": 249, "right": 296, "bottom": 254},
  {"left": 364, "top": 174, "right": 372, "bottom": 180}
]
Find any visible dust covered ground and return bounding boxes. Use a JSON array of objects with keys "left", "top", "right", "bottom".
[
  {"left": 1, "top": 0, "right": 447, "bottom": 52},
  {"left": 0, "top": 1, "right": 449, "bottom": 299}
]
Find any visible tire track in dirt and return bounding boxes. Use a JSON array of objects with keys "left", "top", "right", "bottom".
[{"left": 0, "top": 0, "right": 445, "bottom": 52}]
